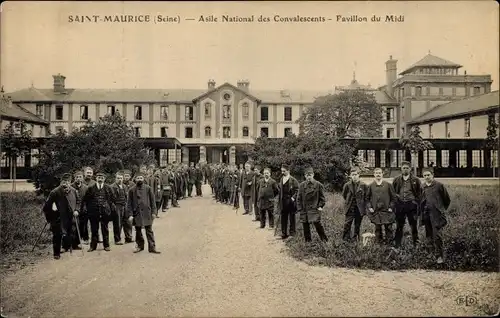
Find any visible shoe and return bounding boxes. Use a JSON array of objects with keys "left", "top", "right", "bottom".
[
  {"left": 281, "top": 235, "right": 289, "bottom": 240},
  {"left": 149, "top": 250, "right": 161, "bottom": 254},
  {"left": 242, "top": 212, "right": 249, "bottom": 215},
  {"left": 162, "top": 210, "right": 167, "bottom": 213},
  {"left": 54, "top": 255, "right": 61, "bottom": 260},
  {"left": 115, "top": 242, "right": 124, "bottom": 245},
  {"left": 104, "top": 247, "right": 111, "bottom": 252},
  {"left": 124, "top": 239, "right": 134, "bottom": 244},
  {"left": 87, "top": 248, "right": 96, "bottom": 252},
  {"left": 133, "top": 247, "right": 144, "bottom": 253}
]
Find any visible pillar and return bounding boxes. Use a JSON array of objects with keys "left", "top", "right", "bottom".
[
  {"left": 229, "top": 145, "right": 236, "bottom": 165},
  {"left": 199, "top": 145, "right": 206, "bottom": 164},
  {"left": 181, "top": 146, "right": 189, "bottom": 165}
]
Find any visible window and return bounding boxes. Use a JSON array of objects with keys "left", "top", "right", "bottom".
[
  {"left": 473, "top": 86, "right": 481, "bottom": 95},
  {"left": 415, "top": 86, "right": 422, "bottom": 96},
  {"left": 425, "top": 150, "right": 437, "bottom": 167},
  {"left": 204, "top": 103, "right": 211, "bottom": 119},
  {"left": 441, "top": 150, "right": 449, "bottom": 167},
  {"left": 445, "top": 121, "right": 450, "bottom": 138},
  {"left": 134, "top": 127, "right": 141, "bottom": 137},
  {"left": 464, "top": 118, "right": 471, "bottom": 137},
  {"left": 260, "top": 106, "right": 269, "bottom": 121},
  {"left": 222, "top": 105, "right": 231, "bottom": 119},
  {"left": 428, "top": 124, "right": 433, "bottom": 138},
  {"left": 491, "top": 150, "right": 498, "bottom": 167},
  {"left": 260, "top": 127, "right": 269, "bottom": 137},
  {"left": 472, "top": 150, "right": 484, "bottom": 167},
  {"left": 36, "top": 104, "right": 43, "bottom": 116},
  {"left": 107, "top": 105, "right": 116, "bottom": 116},
  {"left": 456, "top": 150, "right": 467, "bottom": 167},
  {"left": 55, "top": 105, "right": 63, "bottom": 120},
  {"left": 386, "top": 128, "right": 394, "bottom": 138},
  {"left": 284, "top": 107, "right": 292, "bottom": 121},
  {"left": 204, "top": 126, "right": 211, "bottom": 137},
  {"left": 185, "top": 106, "right": 194, "bottom": 121},
  {"left": 284, "top": 127, "right": 292, "bottom": 137},
  {"left": 160, "top": 127, "right": 168, "bottom": 137},
  {"left": 184, "top": 127, "right": 193, "bottom": 138},
  {"left": 80, "top": 105, "right": 88, "bottom": 120},
  {"left": 161, "top": 105, "right": 169, "bottom": 120},
  {"left": 242, "top": 126, "right": 249, "bottom": 137},
  {"left": 134, "top": 105, "right": 142, "bottom": 120},
  {"left": 242, "top": 103, "right": 249, "bottom": 119},
  {"left": 222, "top": 126, "right": 231, "bottom": 138},
  {"left": 385, "top": 107, "right": 394, "bottom": 121}
]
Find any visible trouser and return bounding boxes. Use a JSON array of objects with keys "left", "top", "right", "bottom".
[
  {"left": 233, "top": 190, "right": 240, "bottom": 208},
  {"left": 89, "top": 215, "right": 110, "bottom": 249},
  {"left": 243, "top": 196, "right": 252, "bottom": 213},
  {"left": 260, "top": 207, "right": 274, "bottom": 228},
  {"left": 423, "top": 214, "right": 444, "bottom": 258},
  {"left": 155, "top": 201, "right": 162, "bottom": 214},
  {"left": 51, "top": 221, "right": 78, "bottom": 256},
  {"left": 224, "top": 190, "right": 230, "bottom": 203},
  {"left": 281, "top": 208, "right": 297, "bottom": 237},
  {"left": 254, "top": 201, "right": 260, "bottom": 220},
  {"left": 375, "top": 223, "right": 394, "bottom": 243},
  {"left": 160, "top": 191, "right": 171, "bottom": 210},
  {"left": 117, "top": 205, "right": 133, "bottom": 242},
  {"left": 303, "top": 221, "right": 328, "bottom": 242},
  {"left": 112, "top": 204, "right": 126, "bottom": 243},
  {"left": 395, "top": 201, "right": 419, "bottom": 246},
  {"left": 343, "top": 205, "right": 362, "bottom": 241},
  {"left": 135, "top": 225, "right": 156, "bottom": 251},
  {"left": 187, "top": 182, "right": 194, "bottom": 197},
  {"left": 79, "top": 213, "right": 89, "bottom": 241},
  {"left": 195, "top": 181, "right": 202, "bottom": 196}
]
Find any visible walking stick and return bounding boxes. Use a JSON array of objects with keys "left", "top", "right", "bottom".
[
  {"left": 31, "top": 222, "right": 49, "bottom": 252},
  {"left": 74, "top": 216, "right": 85, "bottom": 256}
]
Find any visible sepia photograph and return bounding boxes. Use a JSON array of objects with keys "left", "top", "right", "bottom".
[{"left": 0, "top": 0, "right": 499, "bottom": 317}]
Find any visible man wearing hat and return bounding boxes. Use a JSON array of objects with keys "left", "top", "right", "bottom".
[
  {"left": 296, "top": 167, "right": 328, "bottom": 242},
  {"left": 72, "top": 170, "right": 90, "bottom": 245},
  {"left": 256, "top": 167, "right": 280, "bottom": 229},
  {"left": 240, "top": 162, "right": 255, "bottom": 215},
  {"left": 278, "top": 164, "right": 300, "bottom": 239},
  {"left": 81, "top": 171, "right": 116, "bottom": 252},
  {"left": 126, "top": 172, "right": 161, "bottom": 254},
  {"left": 392, "top": 161, "right": 422, "bottom": 248},
  {"left": 43, "top": 173, "right": 82, "bottom": 259}
]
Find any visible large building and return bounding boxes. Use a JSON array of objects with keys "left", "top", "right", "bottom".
[{"left": 2, "top": 53, "right": 494, "bottom": 166}]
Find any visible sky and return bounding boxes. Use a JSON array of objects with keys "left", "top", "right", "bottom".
[{"left": 1, "top": 1, "right": 498, "bottom": 92}]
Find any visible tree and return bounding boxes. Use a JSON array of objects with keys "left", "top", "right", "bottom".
[
  {"left": 485, "top": 115, "right": 499, "bottom": 177},
  {"left": 399, "top": 125, "right": 433, "bottom": 176},
  {"left": 0, "top": 121, "right": 35, "bottom": 192},
  {"left": 31, "top": 114, "right": 155, "bottom": 196},
  {"left": 297, "top": 90, "right": 383, "bottom": 138}
]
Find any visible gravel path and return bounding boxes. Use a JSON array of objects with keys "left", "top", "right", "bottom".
[{"left": 1, "top": 185, "right": 498, "bottom": 317}]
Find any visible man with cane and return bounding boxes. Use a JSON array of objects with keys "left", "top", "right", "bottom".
[{"left": 42, "top": 173, "right": 82, "bottom": 259}]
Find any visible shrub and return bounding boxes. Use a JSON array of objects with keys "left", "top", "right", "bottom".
[
  {"left": 285, "top": 185, "right": 499, "bottom": 272},
  {"left": 0, "top": 191, "right": 49, "bottom": 254}
]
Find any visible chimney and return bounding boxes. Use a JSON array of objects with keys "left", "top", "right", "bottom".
[
  {"left": 207, "top": 79, "right": 216, "bottom": 90},
  {"left": 385, "top": 55, "right": 397, "bottom": 97},
  {"left": 53, "top": 73, "right": 66, "bottom": 94},
  {"left": 237, "top": 79, "right": 249, "bottom": 92}
]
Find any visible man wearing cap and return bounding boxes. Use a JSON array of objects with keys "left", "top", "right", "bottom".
[
  {"left": 278, "top": 164, "right": 299, "bottom": 239},
  {"left": 296, "top": 167, "right": 328, "bottom": 242},
  {"left": 43, "top": 173, "right": 82, "bottom": 259},
  {"left": 111, "top": 171, "right": 132, "bottom": 244},
  {"left": 81, "top": 171, "right": 116, "bottom": 252},
  {"left": 392, "top": 161, "right": 422, "bottom": 248},
  {"left": 72, "top": 170, "right": 90, "bottom": 245},
  {"left": 126, "top": 172, "right": 161, "bottom": 254}
]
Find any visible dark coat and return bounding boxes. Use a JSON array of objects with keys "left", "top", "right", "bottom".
[
  {"left": 392, "top": 174, "right": 423, "bottom": 214},
  {"left": 277, "top": 176, "right": 299, "bottom": 213},
  {"left": 110, "top": 183, "right": 128, "bottom": 206},
  {"left": 188, "top": 167, "right": 196, "bottom": 183},
  {"left": 126, "top": 183, "right": 156, "bottom": 227},
  {"left": 342, "top": 180, "right": 368, "bottom": 215},
  {"left": 365, "top": 180, "right": 397, "bottom": 225},
  {"left": 419, "top": 180, "right": 451, "bottom": 229},
  {"left": 296, "top": 179, "right": 326, "bottom": 223},
  {"left": 81, "top": 183, "right": 115, "bottom": 218},
  {"left": 43, "top": 186, "right": 81, "bottom": 234},
  {"left": 252, "top": 173, "right": 263, "bottom": 205},
  {"left": 256, "top": 177, "right": 279, "bottom": 210},
  {"left": 240, "top": 170, "right": 255, "bottom": 197},
  {"left": 71, "top": 182, "right": 88, "bottom": 213}
]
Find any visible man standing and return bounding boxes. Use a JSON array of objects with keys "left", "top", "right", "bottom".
[
  {"left": 341, "top": 167, "right": 368, "bottom": 242},
  {"left": 81, "top": 171, "right": 115, "bottom": 252},
  {"left": 420, "top": 168, "right": 451, "bottom": 264},
  {"left": 240, "top": 162, "right": 254, "bottom": 215},
  {"left": 252, "top": 165, "right": 263, "bottom": 222},
  {"left": 194, "top": 163, "right": 203, "bottom": 197},
  {"left": 278, "top": 164, "right": 299, "bottom": 239},
  {"left": 256, "top": 167, "right": 279, "bottom": 229},
  {"left": 123, "top": 169, "right": 135, "bottom": 190},
  {"left": 232, "top": 165, "right": 241, "bottom": 210},
  {"left": 43, "top": 173, "right": 81, "bottom": 259},
  {"left": 187, "top": 162, "right": 196, "bottom": 197},
  {"left": 392, "top": 161, "right": 422, "bottom": 248},
  {"left": 127, "top": 172, "right": 161, "bottom": 254},
  {"left": 296, "top": 167, "right": 328, "bottom": 242},
  {"left": 72, "top": 171, "right": 89, "bottom": 245},
  {"left": 111, "top": 171, "right": 132, "bottom": 244},
  {"left": 82, "top": 166, "right": 95, "bottom": 241}
]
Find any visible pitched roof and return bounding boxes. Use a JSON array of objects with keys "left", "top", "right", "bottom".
[
  {"left": 0, "top": 94, "right": 49, "bottom": 125},
  {"left": 407, "top": 91, "right": 499, "bottom": 124},
  {"left": 400, "top": 54, "right": 462, "bottom": 75},
  {"left": 193, "top": 82, "right": 261, "bottom": 103}
]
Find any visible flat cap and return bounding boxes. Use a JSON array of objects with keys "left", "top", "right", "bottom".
[
  {"left": 95, "top": 171, "right": 106, "bottom": 177},
  {"left": 61, "top": 173, "right": 72, "bottom": 181}
]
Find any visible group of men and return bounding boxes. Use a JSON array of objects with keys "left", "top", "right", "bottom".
[
  {"left": 42, "top": 162, "right": 205, "bottom": 259},
  {"left": 206, "top": 160, "right": 451, "bottom": 264}
]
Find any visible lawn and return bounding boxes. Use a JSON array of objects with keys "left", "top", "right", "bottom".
[{"left": 284, "top": 184, "right": 499, "bottom": 272}]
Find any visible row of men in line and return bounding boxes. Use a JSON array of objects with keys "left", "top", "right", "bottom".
[
  {"left": 207, "top": 161, "right": 451, "bottom": 264},
  {"left": 42, "top": 162, "right": 205, "bottom": 259}
]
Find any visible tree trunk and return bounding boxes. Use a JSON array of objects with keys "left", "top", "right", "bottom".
[
  {"left": 9, "top": 156, "right": 13, "bottom": 179},
  {"left": 13, "top": 157, "right": 17, "bottom": 192},
  {"left": 412, "top": 151, "right": 418, "bottom": 177}
]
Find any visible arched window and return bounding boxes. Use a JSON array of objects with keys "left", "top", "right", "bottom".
[
  {"left": 242, "top": 102, "right": 249, "bottom": 119},
  {"left": 204, "top": 126, "right": 212, "bottom": 137},
  {"left": 242, "top": 126, "right": 249, "bottom": 137}
]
